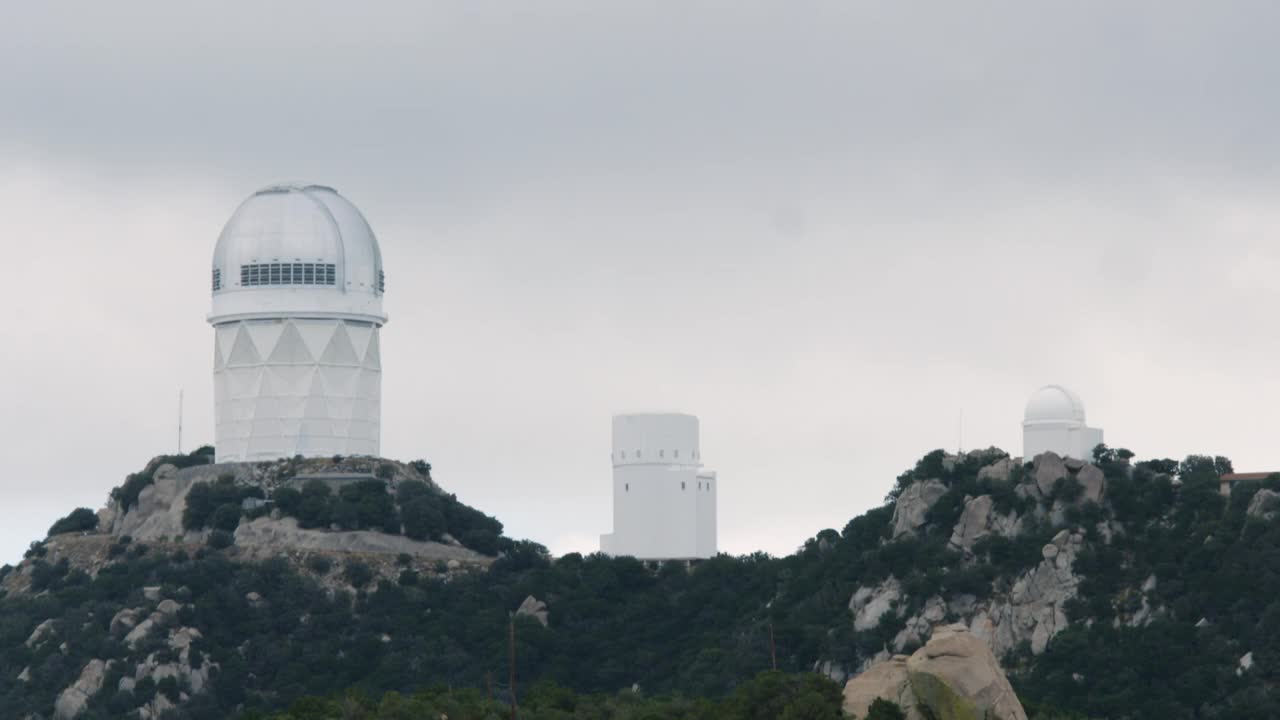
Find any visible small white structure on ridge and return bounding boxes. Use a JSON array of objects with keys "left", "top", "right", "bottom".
[
  {"left": 600, "top": 413, "right": 717, "bottom": 560},
  {"left": 1022, "top": 385, "right": 1103, "bottom": 462},
  {"left": 209, "top": 184, "right": 387, "bottom": 462}
]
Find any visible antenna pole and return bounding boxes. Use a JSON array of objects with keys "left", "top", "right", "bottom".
[
  {"left": 958, "top": 408, "right": 964, "bottom": 454},
  {"left": 509, "top": 616, "right": 518, "bottom": 719},
  {"left": 769, "top": 622, "right": 777, "bottom": 671},
  {"left": 178, "top": 389, "right": 184, "bottom": 454}
]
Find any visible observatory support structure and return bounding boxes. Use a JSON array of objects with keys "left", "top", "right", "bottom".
[{"left": 600, "top": 413, "right": 718, "bottom": 560}]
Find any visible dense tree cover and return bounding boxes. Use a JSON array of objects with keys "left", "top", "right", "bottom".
[
  {"left": 253, "top": 672, "right": 844, "bottom": 720},
  {"left": 15, "top": 445, "right": 1280, "bottom": 718},
  {"left": 1013, "top": 453, "right": 1280, "bottom": 719},
  {"left": 184, "top": 475, "right": 265, "bottom": 531},
  {"left": 46, "top": 508, "right": 98, "bottom": 536},
  {"left": 268, "top": 478, "right": 505, "bottom": 554}
]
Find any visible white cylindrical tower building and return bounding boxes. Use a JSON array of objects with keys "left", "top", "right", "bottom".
[
  {"left": 600, "top": 413, "right": 718, "bottom": 560},
  {"left": 208, "top": 184, "right": 387, "bottom": 462}
]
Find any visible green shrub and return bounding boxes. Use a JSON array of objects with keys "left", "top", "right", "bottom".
[
  {"left": 306, "top": 555, "right": 333, "bottom": 574},
  {"left": 211, "top": 504, "right": 242, "bottom": 532},
  {"left": 867, "top": 697, "right": 907, "bottom": 720},
  {"left": 47, "top": 508, "right": 98, "bottom": 536},
  {"left": 344, "top": 560, "right": 374, "bottom": 588},
  {"left": 207, "top": 530, "right": 234, "bottom": 549}
]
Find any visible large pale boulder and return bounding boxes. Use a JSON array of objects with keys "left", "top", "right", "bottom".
[
  {"left": 1032, "top": 453, "right": 1068, "bottom": 497},
  {"left": 1075, "top": 464, "right": 1106, "bottom": 504},
  {"left": 53, "top": 659, "right": 111, "bottom": 719},
  {"left": 907, "top": 624, "right": 1027, "bottom": 720},
  {"left": 892, "top": 480, "right": 948, "bottom": 538},
  {"left": 843, "top": 655, "right": 921, "bottom": 719},
  {"left": 843, "top": 625, "right": 1026, "bottom": 720},
  {"left": 977, "top": 458, "right": 1013, "bottom": 485}
]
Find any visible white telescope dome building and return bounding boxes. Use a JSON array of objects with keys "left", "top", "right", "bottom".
[
  {"left": 600, "top": 413, "right": 717, "bottom": 560},
  {"left": 209, "top": 184, "right": 387, "bottom": 462},
  {"left": 1022, "top": 385, "right": 1103, "bottom": 462}
]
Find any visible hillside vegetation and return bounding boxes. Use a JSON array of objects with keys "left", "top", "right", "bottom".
[{"left": 5, "top": 445, "right": 1280, "bottom": 718}]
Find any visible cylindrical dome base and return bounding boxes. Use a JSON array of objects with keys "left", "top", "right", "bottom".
[{"left": 213, "top": 317, "right": 381, "bottom": 462}]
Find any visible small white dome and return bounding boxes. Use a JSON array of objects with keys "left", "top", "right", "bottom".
[
  {"left": 211, "top": 184, "right": 383, "bottom": 297},
  {"left": 1024, "top": 385, "right": 1086, "bottom": 425}
]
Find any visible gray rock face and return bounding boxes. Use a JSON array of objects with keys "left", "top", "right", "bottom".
[
  {"left": 971, "top": 531, "right": 1082, "bottom": 655},
  {"left": 892, "top": 596, "right": 947, "bottom": 652},
  {"left": 892, "top": 480, "right": 949, "bottom": 538},
  {"left": 851, "top": 578, "right": 903, "bottom": 632},
  {"left": 124, "top": 600, "right": 188, "bottom": 649},
  {"left": 845, "top": 528, "right": 1083, "bottom": 670},
  {"left": 1248, "top": 489, "right": 1280, "bottom": 518},
  {"left": 26, "top": 619, "right": 55, "bottom": 649},
  {"left": 843, "top": 655, "right": 920, "bottom": 719},
  {"left": 843, "top": 625, "right": 1027, "bottom": 720},
  {"left": 978, "top": 458, "right": 1014, "bottom": 485},
  {"left": 948, "top": 495, "right": 1022, "bottom": 551},
  {"left": 109, "top": 608, "right": 141, "bottom": 636},
  {"left": 1033, "top": 453, "right": 1068, "bottom": 497},
  {"left": 234, "top": 516, "right": 489, "bottom": 560},
  {"left": 54, "top": 659, "right": 110, "bottom": 720},
  {"left": 516, "top": 596, "right": 550, "bottom": 627},
  {"left": 113, "top": 464, "right": 217, "bottom": 541},
  {"left": 1076, "top": 464, "right": 1106, "bottom": 504}
]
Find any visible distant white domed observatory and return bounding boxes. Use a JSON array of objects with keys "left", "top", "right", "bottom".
[
  {"left": 1022, "top": 385, "right": 1103, "bottom": 462},
  {"left": 208, "top": 184, "right": 386, "bottom": 462},
  {"left": 600, "top": 413, "right": 717, "bottom": 560}
]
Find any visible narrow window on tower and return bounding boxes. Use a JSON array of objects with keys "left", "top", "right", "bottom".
[
  {"left": 674, "top": 450, "right": 679, "bottom": 458},
  {"left": 681, "top": 482, "right": 686, "bottom": 490},
  {"left": 303, "top": 264, "right": 315, "bottom": 284},
  {"left": 325, "top": 265, "right": 336, "bottom": 285},
  {"left": 293, "top": 263, "right": 303, "bottom": 284},
  {"left": 269, "top": 263, "right": 282, "bottom": 284},
  {"left": 625, "top": 483, "right": 629, "bottom": 492}
]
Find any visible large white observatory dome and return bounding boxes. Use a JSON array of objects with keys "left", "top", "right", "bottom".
[
  {"left": 1023, "top": 385, "right": 1087, "bottom": 426},
  {"left": 208, "top": 184, "right": 387, "bottom": 463},
  {"left": 209, "top": 184, "right": 386, "bottom": 325},
  {"left": 1022, "top": 384, "right": 1102, "bottom": 462}
]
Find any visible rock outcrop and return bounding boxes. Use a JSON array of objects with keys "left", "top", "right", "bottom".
[
  {"left": 892, "top": 480, "right": 948, "bottom": 538},
  {"left": 843, "top": 624, "right": 1027, "bottom": 720},
  {"left": 234, "top": 516, "right": 488, "bottom": 560},
  {"left": 53, "top": 659, "right": 111, "bottom": 719},
  {"left": 834, "top": 454, "right": 1092, "bottom": 678},
  {"left": 948, "top": 495, "right": 1021, "bottom": 551},
  {"left": 969, "top": 530, "right": 1082, "bottom": 656},
  {"left": 516, "top": 595, "right": 550, "bottom": 627},
  {"left": 1248, "top": 489, "right": 1280, "bottom": 519},
  {"left": 1032, "top": 452, "right": 1068, "bottom": 498},
  {"left": 851, "top": 578, "right": 903, "bottom": 632},
  {"left": 26, "top": 619, "right": 56, "bottom": 649}
]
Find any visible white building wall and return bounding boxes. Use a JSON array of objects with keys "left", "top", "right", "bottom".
[
  {"left": 601, "top": 413, "right": 717, "bottom": 560},
  {"left": 1022, "top": 423, "right": 1104, "bottom": 462},
  {"left": 213, "top": 317, "right": 381, "bottom": 462}
]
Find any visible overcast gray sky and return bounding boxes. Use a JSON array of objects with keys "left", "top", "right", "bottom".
[{"left": 4, "top": 1, "right": 1280, "bottom": 564}]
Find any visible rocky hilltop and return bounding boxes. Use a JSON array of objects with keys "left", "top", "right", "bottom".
[
  {"left": 2, "top": 444, "right": 1278, "bottom": 719},
  {"left": 827, "top": 450, "right": 1104, "bottom": 681}
]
